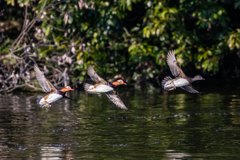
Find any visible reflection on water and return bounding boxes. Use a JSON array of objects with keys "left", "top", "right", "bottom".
[
  {"left": 0, "top": 88, "right": 240, "bottom": 159},
  {"left": 41, "top": 147, "right": 73, "bottom": 160}
]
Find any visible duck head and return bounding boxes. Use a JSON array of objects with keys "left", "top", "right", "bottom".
[
  {"left": 60, "top": 86, "right": 74, "bottom": 93},
  {"left": 112, "top": 79, "right": 126, "bottom": 86},
  {"left": 192, "top": 75, "right": 205, "bottom": 81}
]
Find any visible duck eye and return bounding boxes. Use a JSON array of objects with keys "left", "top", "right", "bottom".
[
  {"left": 118, "top": 80, "right": 122, "bottom": 82},
  {"left": 66, "top": 86, "right": 69, "bottom": 88}
]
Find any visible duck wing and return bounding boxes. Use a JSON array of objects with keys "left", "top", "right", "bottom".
[
  {"left": 105, "top": 91, "right": 128, "bottom": 110},
  {"left": 181, "top": 85, "right": 201, "bottom": 93},
  {"left": 87, "top": 66, "right": 106, "bottom": 83},
  {"left": 167, "top": 50, "right": 185, "bottom": 77},
  {"left": 34, "top": 64, "right": 57, "bottom": 93}
]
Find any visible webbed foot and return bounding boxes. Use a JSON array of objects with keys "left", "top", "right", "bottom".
[
  {"left": 169, "top": 87, "right": 176, "bottom": 91},
  {"left": 44, "top": 103, "right": 51, "bottom": 107}
]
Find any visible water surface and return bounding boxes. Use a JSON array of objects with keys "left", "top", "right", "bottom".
[{"left": 0, "top": 86, "right": 240, "bottom": 159}]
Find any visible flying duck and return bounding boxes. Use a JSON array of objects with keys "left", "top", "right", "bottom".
[
  {"left": 34, "top": 64, "right": 74, "bottom": 107},
  {"left": 162, "top": 50, "right": 205, "bottom": 93},
  {"left": 84, "top": 66, "right": 128, "bottom": 110}
]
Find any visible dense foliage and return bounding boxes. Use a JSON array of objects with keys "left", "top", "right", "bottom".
[{"left": 1, "top": 0, "right": 240, "bottom": 91}]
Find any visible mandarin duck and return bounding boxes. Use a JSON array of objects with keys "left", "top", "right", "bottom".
[
  {"left": 162, "top": 50, "right": 205, "bottom": 93},
  {"left": 84, "top": 66, "right": 128, "bottom": 110},
  {"left": 34, "top": 64, "right": 74, "bottom": 107}
]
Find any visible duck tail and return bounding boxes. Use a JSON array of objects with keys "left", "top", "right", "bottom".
[
  {"left": 162, "top": 76, "right": 175, "bottom": 91},
  {"left": 84, "top": 83, "right": 99, "bottom": 94},
  {"left": 36, "top": 96, "right": 43, "bottom": 104}
]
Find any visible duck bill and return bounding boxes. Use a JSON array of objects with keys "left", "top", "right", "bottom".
[
  {"left": 123, "top": 82, "right": 127, "bottom": 85},
  {"left": 70, "top": 88, "right": 74, "bottom": 91}
]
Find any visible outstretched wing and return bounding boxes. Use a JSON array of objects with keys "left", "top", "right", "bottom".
[
  {"left": 181, "top": 85, "right": 201, "bottom": 93},
  {"left": 34, "top": 64, "right": 57, "bottom": 93},
  {"left": 87, "top": 66, "right": 106, "bottom": 83},
  {"left": 105, "top": 91, "right": 128, "bottom": 110},
  {"left": 167, "top": 50, "right": 185, "bottom": 77}
]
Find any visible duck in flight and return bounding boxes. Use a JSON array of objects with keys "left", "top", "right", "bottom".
[
  {"left": 162, "top": 50, "right": 205, "bottom": 93},
  {"left": 34, "top": 64, "right": 75, "bottom": 107},
  {"left": 84, "top": 66, "right": 128, "bottom": 110}
]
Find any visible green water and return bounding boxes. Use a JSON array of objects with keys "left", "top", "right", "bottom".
[{"left": 0, "top": 87, "right": 240, "bottom": 159}]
